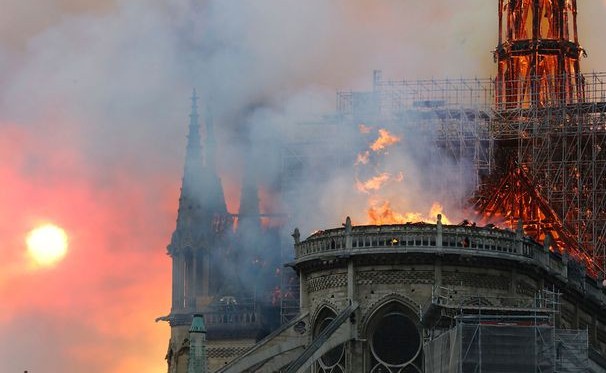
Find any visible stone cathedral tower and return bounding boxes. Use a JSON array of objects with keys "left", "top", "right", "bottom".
[
  {"left": 160, "top": 92, "right": 281, "bottom": 373},
  {"left": 161, "top": 90, "right": 231, "bottom": 373}
]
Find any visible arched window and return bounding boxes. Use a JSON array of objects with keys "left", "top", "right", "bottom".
[
  {"left": 313, "top": 307, "right": 346, "bottom": 373},
  {"left": 366, "top": 302, "right": 422, "bottom": 373}
]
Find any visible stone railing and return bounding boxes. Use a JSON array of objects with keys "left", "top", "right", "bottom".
[
  {"left": 204, "top": 308, "right": 261, "bottom": 328},
  {"left": 295, "top": 221, "right": 538, "bottom": 262},
  {"left": 293, "top": 217, "right": 606, "bottom": 306}
]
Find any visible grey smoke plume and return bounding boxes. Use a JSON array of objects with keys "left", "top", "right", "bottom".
[{"left": 2, "top": 0, "right": 606, "bottom": 372}]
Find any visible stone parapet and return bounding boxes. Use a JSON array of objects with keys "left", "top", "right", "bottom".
[{"left": 293, "top": 222, "right": 606, "bottom": 307}]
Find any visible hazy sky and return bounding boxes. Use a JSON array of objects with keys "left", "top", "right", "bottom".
[{"left": 2, "top": 1, "right": 606, "bottom": 372}]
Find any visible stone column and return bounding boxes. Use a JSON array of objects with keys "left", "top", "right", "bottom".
[
  {"left": 434, "top": 258, "right": 442, "bottom": 288},
  {"left": 436, "top": 214, "right": 443, "bottom": 249},
  {"left": 201, "top": 248, "right": 210, "bottom": 299},
  {"left": 299, "top": 271, "right": 308, "bottom": 313},
  {"left": 174, "top": 253, "right": 185, "bottom": 310},
  {"left": 347, "top": 260, "right": 355, "bottom": 302},
  {"left": 191, "top": 260, "right": 197, "bottom": 310},
  {"left": 171, "top": 254, "right": 181, "bottom": 311}
]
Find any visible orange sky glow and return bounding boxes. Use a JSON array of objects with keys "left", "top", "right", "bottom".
[
  {"left": 0, "top": 123, "right": 175, "bottom": 372},
  {"left": 2, "top": 1, "right": 606, "bottom": 372}
]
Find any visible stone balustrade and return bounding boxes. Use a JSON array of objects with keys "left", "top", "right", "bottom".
[
  {"left": 295, "top": 222, "right": 537, "bottom": 261},
  {"left": 293, "top": 220, "right": 606, "bottom": 306}
]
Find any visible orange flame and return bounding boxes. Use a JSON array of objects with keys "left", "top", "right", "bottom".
[
  {"left": 429, "top": 202, "right": 451, "bottom": 224},
  {"left": 358, "top": 123, "right": 372, "bottom": 134},
  {"left": 356, "top": 173, "right": 391, "bottom": 193},
  {"left": 356, "top": 150, "right": 370, "bottom": 165},
  {"left": 368, "top": 200, "right": 419, "bottom": 225},
  {"left": 355, "top": 172, "right": 403, "bottom": 194},
  {"left": 354, "top": 127, "right": 448, "bottom": 227},
  {"left": 367, "top": 200, "right": 450, "bottom": 225},
  {"left": 370, "top": 129, "right": 400, "bottom": 151}
]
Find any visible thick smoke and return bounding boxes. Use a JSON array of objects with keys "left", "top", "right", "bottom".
[{"left": 2, "top": 0, "right": 606, "bottom": 372}]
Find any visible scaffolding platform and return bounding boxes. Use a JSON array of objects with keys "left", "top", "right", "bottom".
[
  {"left": 422, "top": 285, "right": 560, "bottom": 328},
  {"left": 424, "top": 315, "right": 589, "bottom": 373},
  {"left": 333, "top": 72, "right": 606, "bottom": 278}
]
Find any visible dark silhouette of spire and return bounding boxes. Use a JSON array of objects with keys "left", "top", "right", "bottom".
[
  {"left": 200, "top": 102, "right": 227, "bottom": 216},
  {"left": 176, "top": 89, "right": 204, "bottom": 230},
  {"left": 185, "top": 88, "right": 202, "bottom": 177},
  {"left": 204, "top": 102, "right": 217, "bottom": 172},
  {"left": 174, "top": 91, "right": 228, "bottom": 231},
  {"left": 167, "top": 89, "right": 208, "bottom": 315},
  {"left": 166, "top": 90, "right": 234, "bottom": 317},
  {"left": 237, "top": 154, "right": 262, "bottom": 236}
]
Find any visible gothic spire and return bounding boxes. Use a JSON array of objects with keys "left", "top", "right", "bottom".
[
  {"left": 173, "top": 89, "right": 205, "bottom": 234},
  {"left": 201, "top": 102, "right": 227, "bottom": 216},
  {"left": 183, "top": 89, "right": 203, "bottom": 191},
  {"left": 204, "top": 102, "right": 216, "bottom": 172},
  {"left": 237, "top": 153, "right": 261, "bottom": 236}
]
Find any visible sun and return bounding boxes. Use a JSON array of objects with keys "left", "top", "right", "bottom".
[{"left": 26, "top": 224, "right": 69, "bottom": 267}]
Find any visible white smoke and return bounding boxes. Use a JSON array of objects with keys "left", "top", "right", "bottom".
[{"left": 2, "top": 0, "right": 606, "bottom": 372}]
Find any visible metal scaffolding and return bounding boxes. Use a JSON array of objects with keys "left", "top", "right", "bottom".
[
  {"left": 277, "top": 70, "right": 606, "bottom": 323},
  {"left": 335, "top": 71, "right": 606, "bottom": 277},
  {"left": 423, "top": 286, "right": 588, "bottom": 373},
  {"left": 424, "top": 316, "right": 589, "bottom": 373},
  {"left": 278, "top": 119, "right": 351, "bottom": 324}
]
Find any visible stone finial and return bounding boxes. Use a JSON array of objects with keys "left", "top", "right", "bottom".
[
  {"left": 343, "top": 216, "right": 352, "bottom": 235},
  {"left": 292, "top": 228, "right": 301, "bottom": 244},
  {"left": 436, "top": 214, "right": 443, "bottom": 248}
]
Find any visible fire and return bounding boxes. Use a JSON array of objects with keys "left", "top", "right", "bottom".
[
  {"left": 368, "top": 200, "right": 421, "bottom": 225},
  {"left": 356, "top": 173, "right": 390, "bottom": 193},
  {"left": 367, "top": 199, "right": 450, "bottom": 225},
  {"left": 474, "top": 166, "right": 602, "bottom": 278},
  {"left": 355, "top": 172, "right": 403, "bottom": 194},
  {"left": 355, "top": 127, "right": 400, "bottom": 165},
  {"left": 358, "top": 123, "right": 372, "bottom": 134},
  {"left": 356, "top": 151, "right": 370, "bottom": 165},
  {"left": 355, "top": 126, "right": 449, "bottom": 226},
  {"left": 370, "top": 129, "right": 401, "bottom": 151},
  {"left": 429, "top": 202, "right": 451, "bottom": 224}
]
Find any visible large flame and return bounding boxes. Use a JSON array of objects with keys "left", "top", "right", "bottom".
[
  {"left": 370, "top": 128, "right": 401, "bottom": 151},
  {"left": 429, "top": 202, "right": 451, "bottom": 224},
  {"left": 355, "top": 127, "right": 450, "bottom": 226},
  {"left": 355, "top": 172, "right": 403, "bottom": 194},
  {"left": 368, "top": 200, "right": 450, "bottom": 225},
  {"left": 368, "top": 200, "right": 421, "bottom": 225},
  {"left": 474, "top": 166, "right": 601, "bottom": 278}
]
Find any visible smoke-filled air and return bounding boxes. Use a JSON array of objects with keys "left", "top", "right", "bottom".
[{"left": 2, "top": 0, "right": 606, "bottom": 372}]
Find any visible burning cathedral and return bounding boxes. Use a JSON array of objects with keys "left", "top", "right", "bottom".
[{"left": 159, "top": 1, "right": 606, "bottom": 372}]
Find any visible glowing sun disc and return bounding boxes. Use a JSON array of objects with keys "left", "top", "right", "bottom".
[{"left": 26, "top": 224, "right": 69, "bottom": 267}]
